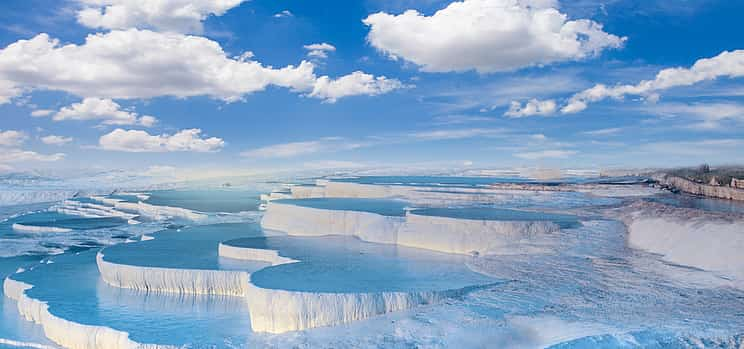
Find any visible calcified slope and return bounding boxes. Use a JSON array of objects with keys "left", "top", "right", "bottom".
[
  {"left": 616, "top": 201, "right": 744, "bottom": 289},
  {"left": 261, "top": 202, "right": 405, "bottom": 245},
  {"left": 261, "top": 201, "right": 561, "bottom": 255},
  {"left": 3, "top": 277, "right": 169, "bottom": 349},
  {"left": 97, "top": 252, "right": 251, "bottom": 296}
]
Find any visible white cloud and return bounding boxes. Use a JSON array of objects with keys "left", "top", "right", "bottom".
[
  {"left": 0, "top": 30, "right": 402, "bottom": 104},
  {"left": 309, "top": 71, "right": 405, "bottom": 103},
  {"left": 304, "top": 42, "right": 336, "bottom": 59},
  {"left": 0, "top": 149, "right": 65, "bottom": 163},
  {"left": 409, "top": 128, "right": 505, "bottom": 140},
  {"left": 242, "top": 137, "right": 364, "bottom": 158},
  {"left": 582, "top": 127, "right": 622, "bottom": 136},
  {"left": 53, "top": 98, "right": 156, "bottom": 126},
  {"left": 41, "top": 135, "right": 73, "bottom": 145},
  {"left": 514, "top": 149, "right": 577, "bottom": 160},
  {"left": 642, "top": 102, "right": 744, "bottom": 129},
  {"left": 76, "top": 0, "right": 247, "bottom": 33},
  {"left": 99, "top": 128, "right": 224, "bottom": 152},
  {"left": 560, "top": 50, "right": 744, "bottom": 113},
  {"left": 30, "top": 109, "right": 54, "bottom": 117},
  {"left": 504, "top": 98, "right": 557, "bottom": 117},
  {"left": 273, "top": 10, "right": 293, "bottom": 18},
  {"left": 363, "top": 0, "right": 624, "bottom": 73},
  {"left": 0, "top": 130, "right": 27, "bottom": 147}
]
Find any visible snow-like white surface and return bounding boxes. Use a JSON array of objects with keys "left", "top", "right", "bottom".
[
  {"left": 0, "top": 190, "right": 76, "bottom": 207},
  {"left": 11, "top": 224, "right": 72, "bottom": 234},
  {"left": 398, "top": 213, "right": 559, "bottom": 255},
  {"left": 624, "top": 208, "right": 744, "bottom": 289},
  {"left": 262, "top": 202, "right": 559, "bottom": 255},
  {"left": 96, "top": 252, "right": 250, "bottom": 296},
  {"left": 3, "top": 276, "right": 169, "bottom": 349},
  {"left": 218, "top": 243, "right": 298, "bottom": 266},
  {"left": 261, "top": 202, "right": 405, "bottom": 245},
  {"left": 89, "top": 197, "right": 208, "bottom": 222},
  {"left": 53, "top": 200, "right": 138, "bottom": 220},
  {"left": 244, "top": 281, "right": 460, "bottom": 334}
]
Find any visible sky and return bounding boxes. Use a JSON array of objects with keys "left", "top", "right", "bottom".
[{"left": 0, "top": 0, "right": 743, "bottom": 179}]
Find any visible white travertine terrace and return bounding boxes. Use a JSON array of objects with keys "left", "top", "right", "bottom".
[
  {"left": 261, "top": 201, "right": 559, "bottom": 256},
  {"left": 618, "top": 202, "right": 744, "bottom": 288},
  {"left": 3, "top": 277, "right": 170, "bottom": 349},
  {"left": 261, "top": 202, "right": 406, "bottom": 245},
  {"left": 398, "top": 212, "right": 559, "bottom": 255},
  {"left": 11, "top": 223, "right": 72, "bottom": 233},
  {"left": 89, "top": 196, "right": 208, "bottom": 221},
  {"left": 97, "top": 252, "right": 250, "bottom": 296},
  {"left": 218, "top": 243, "right": 299, "bottom": 266}
]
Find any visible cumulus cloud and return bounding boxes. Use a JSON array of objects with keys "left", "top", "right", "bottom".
[
  {"left": 41, "top": 135, "right": 73, "bottom": 145},
  {"left": 363, "top": 0, "right": 624, "bottom": 73},
  {"left": 0, "top": 29, "right": 402, "bottom": 104},
  {"left": 504, "top": 99, "right": 557, "bottom": 117},
  {"left": 559, "top": 50, "right": 744, "bottom": 114},
  {"left": 304, "top": 43, "right": 336, "bottom": 59},
  {"left": 76, "top": 0, "right": 247, "bottom": 33},
  {"left": 309, "top": 71, "right": 405, "bottom": 103},
  {"left": 99, "top": 128, "right": 224, "bottom": 152},
  {"left": 0, "top": 130, "right": 27, "bottom": 147},
  {"left": 514, "top": 149, "right": 577, "bottom": 160},
  {"left": 53, "top": 98, "right": 156, "bottom": 126}
]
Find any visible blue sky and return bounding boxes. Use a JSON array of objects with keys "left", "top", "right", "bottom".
[{"left": 0, "top": 0, "right": 743, "bottom": 178}]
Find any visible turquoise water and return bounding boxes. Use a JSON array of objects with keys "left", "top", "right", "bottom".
[
  {"left": 273, "top": 198, "right": 410, "bottom": 216},
  {"left": 332, "top": 175, "right": 531, "bottom": 187},
  {"left": 2, "top": 180, "right": 744, "bottom": 348},
  {"left": 102, "top": 222, "right": 267, "bottom": 271},
  {"left": 229, "top": 235, "right": 496, "bottom": 293},
  {"left": 411, "top": 207, "right": 582, "bottom": 228},
  {"left": 11, "top": 250, "right": 254, "bottom": 347},
  {"left": 145, "top": 189, "right": 261, "bottom": 213},
  {"left": 5, "top": 211, "right": 127, "bottom": 230}
]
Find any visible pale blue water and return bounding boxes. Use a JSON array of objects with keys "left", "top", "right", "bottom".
[
  {"left": 102, "top": 222, "right": 268, "bottom": 271},
  {"left": 145, "top": 189, "right": 261, "bottom": 213},
  {"left": 273, "top": 198, "right": 410, "bottom": 216},
  {"left": 333, "top": 175, "right": 532, "bottom": 187},
  {"left": 10, "top": 250, "right": 254, "bottom": 347},
  {"left": 411, "top": 207, "right": 582, "bottom": 228},
  {"left": 230, "top": 235, "right": 496, "bottom": 293},
  {"left": 2, "top": 181, "right": 744, "bottom": 348}
]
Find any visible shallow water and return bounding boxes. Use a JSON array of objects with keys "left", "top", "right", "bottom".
[
  {"left": 2, "top": 182, "right": 744, "bottom": 348},
  {"left": 103, "top": 222, "right": 267, "bottom": 271},
  {"left": 273, "top": 197, "right": 410, "bottom": 216},
  {"left": 11, "top": 250, "right": 255, "bottom": 347},
  {"left": 230, "top": 235, "right": 496, "bottom": 293}
]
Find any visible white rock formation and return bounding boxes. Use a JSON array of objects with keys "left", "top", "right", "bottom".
[
  {"left": 261, "top": 202, "right": 406, "bottom": 245},
  {"left": 398, "top": 213, "right": 559, "bottom": 255},
  {"left": 261, "top": 202, "right": 560, "bottom": 255},
  {"left": 619, "top": 202, "right": 744, "bottom": 288},
  {"left": 11, "top": 223, "right": 72, "bottom": 233},
  {"left": 97, "top": 252, "right": 249, "bottom": 296},
  {"left": 218, "top": 243, "right": 298, "bottom": 266},
  {"left": 243, "top": 281, "right": 465, "bottom": 334},
  {"left": 3, "top": 276, "right": 169, "bottom": 349}
]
